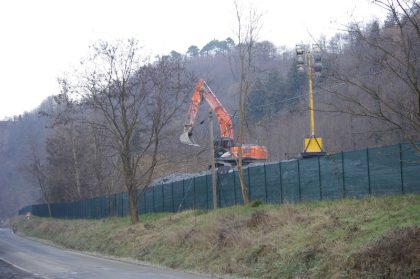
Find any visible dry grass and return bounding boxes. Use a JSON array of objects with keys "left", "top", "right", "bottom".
[{"left": 11, "top": 194, "right": 420, "bottom": 279}]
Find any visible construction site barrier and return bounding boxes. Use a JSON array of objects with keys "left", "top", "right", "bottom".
[{"left": 18, "top": 142, "right": 420, "bottom": 218}]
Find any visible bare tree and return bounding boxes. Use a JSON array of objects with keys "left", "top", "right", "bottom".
[
  {"left": 28, "top": 144, "right": 52, "bottom": 216},
  {"left": 19, "top": 108, "right": 53, "bottom": 216},
  {"left": 62, "top": 39, "right": 190, "bottom": 224},
  {"left": 234, "top": 0, "right": 262, "bottom": 204},
  {"left": 323, "top": 0, "right": 420, "bottom": 148}
]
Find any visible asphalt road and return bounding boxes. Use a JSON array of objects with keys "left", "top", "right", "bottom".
[{"left": 0, "top": 228, "right": 215, "bottom": 279}]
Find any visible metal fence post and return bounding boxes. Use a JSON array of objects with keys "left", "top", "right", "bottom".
[
  {"left": 171, "top": 182, "right": 175, "bottom": 212},
  {"left": 193, "top": 177, "right": 196, "bottom": 210},
  {"left": 297, "top": 160, "right": 302, "bottom": 202},
  {"left": 247, "top": 168, "right": 252, "bottom": 201},
  {"left": 318, "top": 156, "right": 322, "bottom": 201},
  {"left": 205, "top": 176, "right": 209, "bottom": 210},
  {"left": 140, "top": 190, "right": 147, "bottom": 217},
  {"left": 152, "top": 186, "right": 155, "bottom": 212},
  {"left": 182, "top": 179, "right": 185, "bottom": 209},
  {"left": 399, "top": 143, "right": 405, "bottom": 194},
  {"left": 341, "top": 152, "right": 346, "bottom": 198},
  {"left": 233, "top": 172, "right": 237, "bottom": 205},
  {"left": 279, "top": 162, "right": 283, "bottom": 204},
  {"left": 217, "top": 174, "right": 221, "bottom": 207},
  {"left": 263, "top": 164, "right": 268, "bottom": 202},
  {"left": 162, "top": 184, "right": 165, "bottom": 212},
  {"left": 367, "top": 148, "right": 371, "bottom": 194}
]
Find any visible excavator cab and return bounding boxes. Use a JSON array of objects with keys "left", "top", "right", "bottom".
[{"left": 214, "top": 137, "right": 234, "bottom": 158}]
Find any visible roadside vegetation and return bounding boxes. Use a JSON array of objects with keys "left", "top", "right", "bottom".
[{"left": 11, "top": 194, "right": 420, "bottom": 279}]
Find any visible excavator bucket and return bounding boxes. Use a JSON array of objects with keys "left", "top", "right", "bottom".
[{"left": 180, "top": 131, "right": 200, "bottom": 147}]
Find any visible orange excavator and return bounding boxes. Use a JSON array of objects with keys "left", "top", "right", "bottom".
[{"left": 180, "top": 79, "right": 268, "bottom": 167}]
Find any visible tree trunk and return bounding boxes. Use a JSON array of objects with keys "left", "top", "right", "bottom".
[
  {"left": 237, "top": 80, "right": 251, "bottom": 204},
  {"left": 128, "top": 187, "right": 138, "bottom": 224},
  {"left": 47, "top": 202, "right": 52, "bottom": 217},
  {"left": 71, "top": 133, "right": 82, "bottom": 199},
  {"left": 122, "top": 145, "right": 139, "bottom": 224},
  {"left": 237, "top": 164, "right": 250, "bottom": 204}
]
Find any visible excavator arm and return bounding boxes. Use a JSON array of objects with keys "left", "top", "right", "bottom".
[{"left": 180, "top": 79, "right": 234, "bottom": 146}]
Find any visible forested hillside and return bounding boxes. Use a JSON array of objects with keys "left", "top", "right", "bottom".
[{"left": 1, "top": 1, "right": 419, "bottom": 221}]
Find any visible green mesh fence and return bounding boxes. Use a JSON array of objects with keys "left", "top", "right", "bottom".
[
  {"left": 281, "top": 160, "right": 300, "bottom": 202},
  {"left": 249, "top": 165, "right": 266, "bottom": 202},
  {"left": 218, "top": 172, "right": 236, "bottom": 207},
  {"left": 343, "top": 150, "right": 370, "bottom": 198},
  {"left": 194, "top": 175, "right": 209, "bottom": 210},
  {"left": 401, "top": 143, "right": 420, "bottom": 193},
  {"left": 319, "top": 154, "right": 344, "bottom": 200},
  {"left": 299, "top": 157, "right": 321, "bottom": 201},
  {"left": 19, "top": 143, "right": 420, "bottom": 219},
  {"left": 265, "top": 163, "right": 282, "bottom": 204}
]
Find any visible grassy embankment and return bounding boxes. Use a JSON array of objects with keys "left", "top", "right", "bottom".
[{"left": 11, "top": 194, "right": 420, "bottom": 279}]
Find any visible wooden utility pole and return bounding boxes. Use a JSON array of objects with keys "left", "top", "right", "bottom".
[{"left": 209, "top": 110, "right": 218, "bottom": 209}]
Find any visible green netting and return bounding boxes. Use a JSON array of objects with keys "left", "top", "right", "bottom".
[
  {"left": 94, "top": 197, "right": 99, "bottom": 218},
  {"left": 172, "top": 180, "right": 185, "bottom": 212},
  {"left": 281, "top": 160, "right": 300, "bottom": 202},
  {"left": 249, "top": 165, "right": 266, "bottom": 202},
  {"left": 369, "top": 145, "right": 402, "bottom": 195},
  {"left": 401, "top": 143, "right": 420, "bottom": 193},
  {"left": 343, "top": 150, "right": 369, "bottom": 197},
  {"left": 35, "top": 204, "right": 48, "bottom": 217},
  {"left": 163, "top": 183, "right": 174, "bottom": 212},
  {"left": 319, "top": 154, "right": 344, "bottom": 200},
  {"left": 194, "top": 175, "right": 209, "bottom": 210},
  {"left": 137, "top": 190, "right": 145, "bottom": 214},
  {"left": 19, "top": 143, "right": 420, "bottom": 219},
  {"left": 153, "top": 185, "right": 164, "bottom": 212},
  {"left": 122, "top": 192, "right": 129, "bottom": 216},
  {"left": 233, "top": 168, "right": 249, "bottom": 205},
  {"left": 218, "top": 172, "right": 236, "bottom": 207},
  {"left": 265, "top": 163, "right": 282, "bottom": 204},
  {"left": 108, "top": 194, "right": 116, "bottom": 217},
  {"left": 206, "top": 174, "right": 214, "bottom": 209},
  {"left": 144, "top": 189, "right": 154, "bottom": 213},
  {"left": 180, "top": 179, "right": 193, "bottom": 210},
  {"left": 299, "top": 157, "right": 321, "bottom": 201}
]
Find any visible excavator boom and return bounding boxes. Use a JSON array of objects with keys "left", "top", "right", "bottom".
[
  {"left": 180, "top": 79, "right": 268, "bottom": 165},
  {"left": 180, "top": 79, "right": 233, "bottom": 146}
]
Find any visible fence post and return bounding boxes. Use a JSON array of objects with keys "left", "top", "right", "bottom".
[
  {"left": 182, "top": 179, "right": 185, "bottom": 209},
  {"left": 153, "top": 186, "right": 156, "bottom": 212},
  {"left": 162, "top": 184, "right": 165, "bottom": 212},
  {"left": 247, "top": 167, "right": 252, "bottom": 202},
  {"left": 318, "top": 156, "right": 322, "bottom": 201},
  {"left": 113, "top": 194, "right": 116, "bottom": 217},
  {"left": 399, "top": 143, "right": 405, "bottom": 194},
  {"left": 193, "top": 177, "right": 196, "bottom": 210},
  {"left": 141, "top": 191, "right": 145, "bottom": 215},
  {"left": 367, "top": 148, "right": 371, "bottom": 194},
  {"left": 171, "top": 182, "right": 175, "bottom": 213},
  {"left": 233, "top": 172, "right": 237, "bottom": 205},
  {"left": 279, "top": 162, "right": 283, "bottom": 204},
  {"left": 206, "top": 176, "right": 209, "bottom": 210},
  {"left": 263, "top": 164, "right": 268, "bottom": 202},
  {"left": 297, "top": 160, "right": 302, "bottom": 202},
  {"left": 341, "top": 152, "right": 346, "bottom": 198},
  {"left": 217, "top": 174, "right": 221, "bottom": 207},
  {"left": 120, "top": 193, "right": 123, "bottom": 216}
]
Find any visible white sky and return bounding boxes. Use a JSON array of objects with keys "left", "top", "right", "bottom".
[{"left": 0, "top": 0, "right": 386, "bottom": 120}]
